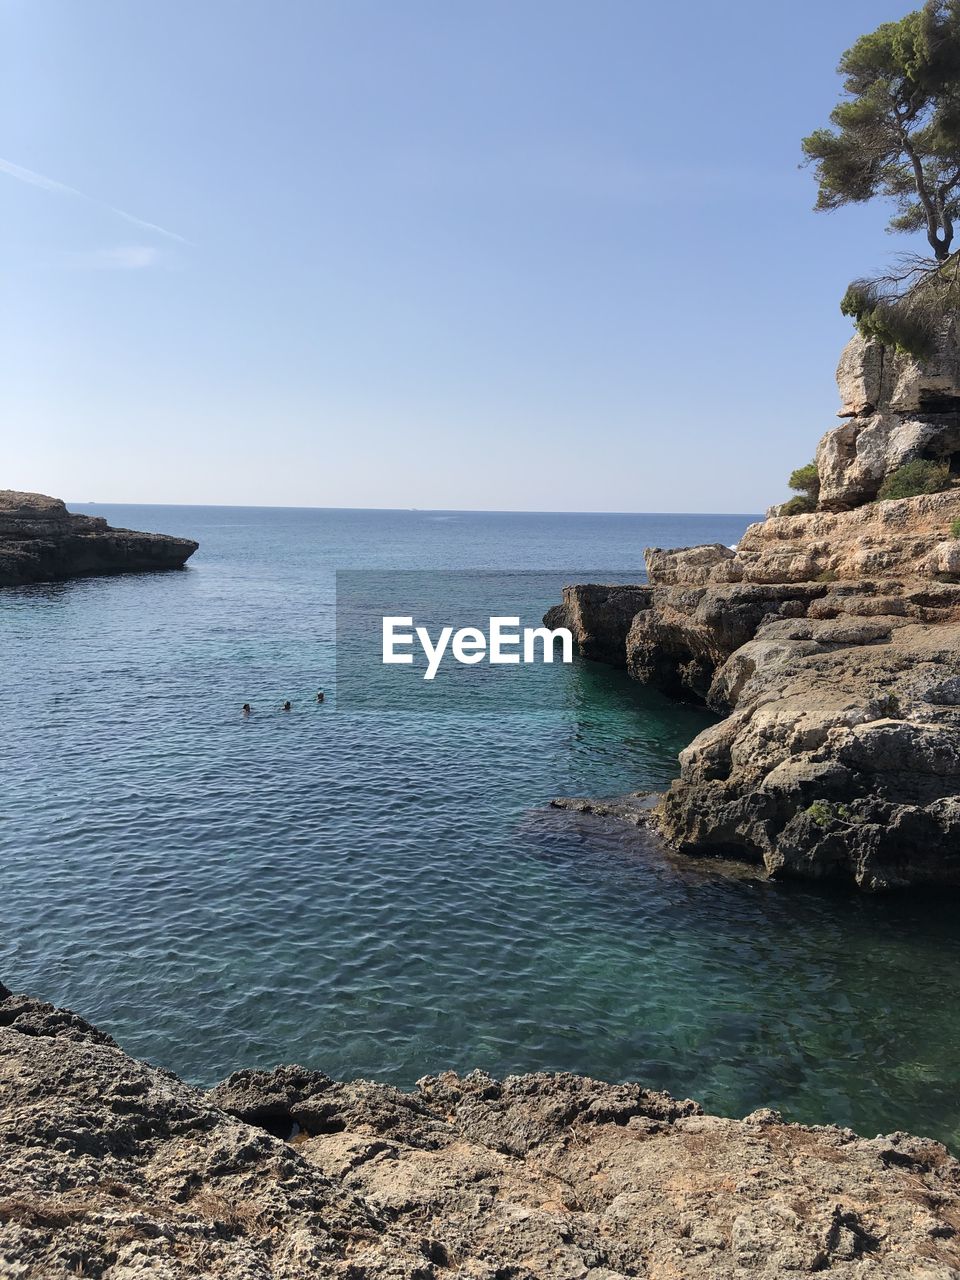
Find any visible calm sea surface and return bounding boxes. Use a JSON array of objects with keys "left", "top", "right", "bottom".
[{"left": 3, "top": 505, "right": 959, "bottom": 1148}]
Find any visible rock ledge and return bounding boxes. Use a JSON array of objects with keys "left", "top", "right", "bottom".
[
  {"left": 2, "top": 983, "right": 959, "bottom": 1278},
  {"left": 0, "top": 490, "right": 198, "bottom": 587}
]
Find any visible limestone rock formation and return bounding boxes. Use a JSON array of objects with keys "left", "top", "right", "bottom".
[
  {"left": 542, "top": 583, "right": 651, "bottom": 664},
  {"left": 2, "top": 982, "right": 960, "bottom": 1278},
  {"left": 0, "top": 491, "right": 198, "bottom": 588},
  {"left": 546, "top": 489, "right": 960, "bottom": 889},
  {"left": 818, "top": 326, "right": 960, "bottom": 510}
]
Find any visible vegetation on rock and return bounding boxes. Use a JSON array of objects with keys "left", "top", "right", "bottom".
[
  {"left": 877, "top": 458, "right": 952, "bottom": 498},
  {"left": 780, "top": 461, "right": 820, "bottom": 516},
  {"left": 781, "top": 495, "right": 817, "bottom": 516},
  {"left": 839, "top": 267, "right": 960, "bottom": 358},
  {"left": 789, "top": 462, "right": 820, "bottom": 497},
  {"left": 806, "top": 800, "right": 835, "bottom": 828}
]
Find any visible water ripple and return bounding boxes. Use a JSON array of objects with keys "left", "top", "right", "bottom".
[{"left": 1, "top": 506, "right": 959, "bottom": 1150}]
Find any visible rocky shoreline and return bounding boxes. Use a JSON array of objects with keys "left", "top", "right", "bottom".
[
  {"left": 2, "top": 981, "right": 959, "bottom": 1279},
  {"left": 0, "top": 491, "right": 198, "bottom": 588},
  {"left": 545, "top": 334, "right": 960, "bottom": 891}
]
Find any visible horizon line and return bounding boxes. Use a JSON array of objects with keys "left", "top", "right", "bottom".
[{"left": 66, "top": 499, "right": 766, "bottom": 517}]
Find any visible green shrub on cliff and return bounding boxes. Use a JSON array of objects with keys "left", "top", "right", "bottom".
[
  {"left": 951, "top": 517, "right": 960, "bottom": 538},
  {"left": 782, "top": 461, "right": 820, "bottom": 516},
  {"left": 789, "top": 462, "right": 820, "bottom": 500},
  {"left": 877, "top": 459, "right": 951, "bottom": 500},
  {"left": 806, "top": 801, "right": 834, "bottom": 828},
  {"left": 807, "top": 800, "right": 863, "bottom": 827},
  {"left": 840, "top": 277, "right": 944, "bottom": 360},
  {"left": 781, "top": 495, "right": 816, "bottom": 516}
]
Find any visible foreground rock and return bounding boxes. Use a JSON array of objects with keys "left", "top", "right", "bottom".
[
  {"left": 2, "top": 984, "right": 959, "bottom": 1279},
  {"left": 0, "top": 491, "right": 197, "bottom": 587},
  {"left": 545, "top": 489, "right": 960, "bottom": 889}
]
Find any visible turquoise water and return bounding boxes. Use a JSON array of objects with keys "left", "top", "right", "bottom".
[{"left": 3, "top": 505, "right": 959, "bottom": 1149}]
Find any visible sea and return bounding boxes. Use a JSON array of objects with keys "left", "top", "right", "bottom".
[{"left": 2, "top": 504, "right": 958, "bottom": 1149}]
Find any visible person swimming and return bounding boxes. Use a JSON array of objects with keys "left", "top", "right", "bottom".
[
  {"left": 242, "top": 703, "right": 251, "bottom": 715},
  {"left": 316, "top": 689, "right": 325, "bottom": 703},
  {"left": 281, "top": 700, "right": 292, "bottom": 711}
]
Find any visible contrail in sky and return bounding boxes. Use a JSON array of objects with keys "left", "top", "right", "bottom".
[{"left": 0, "top": 156, "right": 192, "bottom": 245}]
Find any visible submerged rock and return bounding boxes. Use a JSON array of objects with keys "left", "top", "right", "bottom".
[
  {"left": 550, "top": 790, "right": 659, "bottom": 826},
  {"left": 0, "top": 490, "right": 198, "bottom": 587},
  {"left": 2, "top": 983, "right": 959, "bottom": 1278}
]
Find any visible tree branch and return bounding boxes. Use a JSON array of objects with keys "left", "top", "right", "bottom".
[{"left": 898, "top": 121, "right": 951, "bottom": 257}]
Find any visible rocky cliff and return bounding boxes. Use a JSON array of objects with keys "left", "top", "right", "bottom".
[
  {"left": 0, "top": 491, "right": 198, "bottom": 588},
  {"left": 546, "top": 334, "right": 960, "bottom": 891},
  {"left": 818, "top": 325, "right": 960, "bottom": 510},
  {"left": 2, "top": 982, "right": 959, "bottom": 1279}
]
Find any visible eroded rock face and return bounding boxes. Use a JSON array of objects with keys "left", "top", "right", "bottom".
[
  {"left": 819, "top": 326, "right": 960, "bottom": 510},
  {"left": 652, "top": 491, "right": 960, "bottom": 587},
  {"left": 2, "top": 984, "right": 959, "bottom": 1279},
  {"left": 543, "top": 583, "right": 651, "bottom": 665},
  {"left": 835, "top": 333, "right": 885, "bottom": 417},
  {"left": 0, "top": 490, "right": 198, "bottom": 587},
  {"left": 546, "top": 491, "right": 960, "bottom": 888},
  {"left": 659, "top": 612, "right": 960, "bottom": 889}
]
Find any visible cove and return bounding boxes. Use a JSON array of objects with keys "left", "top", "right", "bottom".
[{"left": 3, "top": 505, "right": 959, "bottom": 1152}]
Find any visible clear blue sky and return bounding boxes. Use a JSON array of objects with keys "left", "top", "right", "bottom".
[{"left": 0, "top": 0, "right": 922, "bottom": 511}]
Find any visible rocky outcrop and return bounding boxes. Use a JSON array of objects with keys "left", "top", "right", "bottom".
[
  {"left": 546, "top": 323, "right": 960, "bottom": 890},
  {"left": 547, "top": 489, "right": 960, "bottom": 890},
  {"left": 658, "top": 610, "right": 960, "bottom": 889},
  {"left": 660, "top": 492, "right": 960, "bottom": 585},
  {"left": 3, "top": 982, "right": 960, "bottom": 1279},
  {"left": 543, "top": 583, "right": 651, "bottom": 665},
  {"left": 0, "top": 491, "right": 197, "bottom": 587},
  {"left": 817, "top": 325, "right": 960, "bottom": 510}
]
